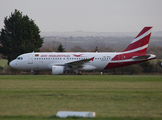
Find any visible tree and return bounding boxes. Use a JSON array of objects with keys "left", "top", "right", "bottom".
[
  {"left": 40, "top": 41, "right": 61, "bottom": 52},
  {"left": 139, "top": 61, "right": 153, "bottom": 73},
  {"left": 94, "top": 46, "right": 99, "bottom": 52},
  {"left": 0, "top": 9, "right": 43, "bottom": 64},
  {"left": 70, "top": 45, "right": 85, "bottom": 52},
  {"left": 57, "top": 44, "right": 65, "bottom": 52}
]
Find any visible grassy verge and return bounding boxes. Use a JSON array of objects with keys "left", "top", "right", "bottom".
[
  {"left": 0, "top": 75, "right": 162, "bottom": 120},
  {"left": 0, "top": 59, "right": 7, "bottom": 67}
]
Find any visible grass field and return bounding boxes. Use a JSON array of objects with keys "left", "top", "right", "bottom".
[
  {"left": 0, "top": 59, "right": 7, "bottom": 67},
  {"left": 0, "top": 75, "right": 162, "bottom": 120}
]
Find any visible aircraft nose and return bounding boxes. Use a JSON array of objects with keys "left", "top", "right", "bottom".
[
  {"left": 9, "top": 60, "right": 17, "bottom": 68},
  {"left": 9, "top": 61, "right": 14, "bottom": 67}
]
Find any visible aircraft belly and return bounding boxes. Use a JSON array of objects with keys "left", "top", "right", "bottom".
[
  {"left": 32, "top": 61, "right": 49, "bottom": 70},
  {"left": 90, "top": 61, "right": 109, "bottom": 70}
]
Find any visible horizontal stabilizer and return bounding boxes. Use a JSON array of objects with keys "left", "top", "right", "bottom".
[{"left": 132, "top": 55, "right": 150, "bottom": 60}]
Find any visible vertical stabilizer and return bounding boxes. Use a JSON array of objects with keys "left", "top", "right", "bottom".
[{"left": 122, "top": 27, "right": 152, "bottom": 54}]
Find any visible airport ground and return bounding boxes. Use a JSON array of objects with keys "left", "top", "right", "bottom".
[{"left": 0, "top": 75, "right": 162, "bottom": 120}]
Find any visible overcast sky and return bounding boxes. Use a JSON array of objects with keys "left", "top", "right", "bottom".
[{"left": 0, "top": 0, "right": 162, "bottom": 32}]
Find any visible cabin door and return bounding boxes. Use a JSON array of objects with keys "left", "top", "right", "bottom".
[
  {"left": 28, "top": 54, "right": 33, "bottom": 64},
  {"left": 118, "top": 54, "right": 123, "bottom": 64}
]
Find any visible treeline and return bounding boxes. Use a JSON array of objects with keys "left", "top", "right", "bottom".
[{"left": 42, "top": 36, "right": 162, "bottom": 51}]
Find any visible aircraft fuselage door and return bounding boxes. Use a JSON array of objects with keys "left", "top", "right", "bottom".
[
  {"left": 118, "top": 54, "right": 123, "bottom": 64},
  {"left": 28, "top": 54, "right": 33, "bottom": 64}
]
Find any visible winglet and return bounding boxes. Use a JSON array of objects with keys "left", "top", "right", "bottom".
[{"left": 90, "top": 57, "right": 94, "bottom": 61}]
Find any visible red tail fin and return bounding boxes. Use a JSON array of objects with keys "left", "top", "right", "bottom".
[{"left": 122, "top": 27, "right": 153, "bottom": 54}]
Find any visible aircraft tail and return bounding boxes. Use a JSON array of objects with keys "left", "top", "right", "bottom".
[{"left": 122, "top": 27, "right": 153, "bottom": 54}]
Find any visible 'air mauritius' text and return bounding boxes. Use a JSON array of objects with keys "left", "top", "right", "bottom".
[{"left": 40, "top": 55, "right": 70, "bottom": 57}]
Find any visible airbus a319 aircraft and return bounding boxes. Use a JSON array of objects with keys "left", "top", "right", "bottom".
[{"left": 9, "top": 27, "right": 156, "bottom": 75}]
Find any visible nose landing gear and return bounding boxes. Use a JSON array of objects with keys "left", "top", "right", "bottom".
[{"left": 30, "top": 70, "right": 33, "bottom": 75}]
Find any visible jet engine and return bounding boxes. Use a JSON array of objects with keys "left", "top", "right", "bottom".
[{"left": 52, "top": 66, "right": 64, "bottom": 75}]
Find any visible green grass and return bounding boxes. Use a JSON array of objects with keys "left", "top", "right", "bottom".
[
  {"left": 0, "top": 75, "right": 162, "bottom": 120},
  {"left": 0, "top": 59, "right": 8, "bottom": 67}
]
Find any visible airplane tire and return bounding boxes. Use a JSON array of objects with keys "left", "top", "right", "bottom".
[{"left": 76, "top": 73, "right": 82, "bottom": 75}]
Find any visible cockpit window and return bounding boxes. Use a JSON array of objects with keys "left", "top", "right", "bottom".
[{"left": 17, "top": 57, "right": 23, "bottom": 60}]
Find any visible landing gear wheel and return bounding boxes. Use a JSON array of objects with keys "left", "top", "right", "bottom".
[
  {"left": 76, "top": 73, "right": 82, "bottom": 75},
  {"left": 76, "top": 71, "right": 82, "bottom": 75},
  {"left": 30, "top": 70, "right": 33, "bottom": 75}
]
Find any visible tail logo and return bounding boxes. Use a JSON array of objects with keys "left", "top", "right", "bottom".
[{"left": 122, "top": 27, "right": 152, "bottom": 54}]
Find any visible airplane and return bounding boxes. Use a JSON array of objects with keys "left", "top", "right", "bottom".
[{"left": 9, "top": 27, "right": 156, "bottom": 75}]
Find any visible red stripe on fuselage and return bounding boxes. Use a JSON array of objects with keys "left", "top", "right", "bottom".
[
  {"left": 104, "top": 53, "right": 155, "bottom": 70},
  {"left": 111, "top": 53, "right": 147, "bottom": 61},
  {"left": 104, "top": 59, "right": 148, "bottom": 70}
]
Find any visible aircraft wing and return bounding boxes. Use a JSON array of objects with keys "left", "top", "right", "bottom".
[
  {"left": 132, "top": 55, "right": 150, "bottom": 60},
  {"left": 64, "top": 57, "right": 94, "bottom": 68}
]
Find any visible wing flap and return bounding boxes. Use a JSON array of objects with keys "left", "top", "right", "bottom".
[
  {"left": 65, "top": 57, "right": 94, "bottom": 66},
  {"left": 49, "top": 57, "right": 95, "bottom": 70}
]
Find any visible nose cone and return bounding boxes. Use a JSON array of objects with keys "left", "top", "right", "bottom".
[
  {"left": 9, "top": 60, "right": 17, "bottom": 69},
  {"left": 9, "top": 61, "right": 14, "bottom": 68}
]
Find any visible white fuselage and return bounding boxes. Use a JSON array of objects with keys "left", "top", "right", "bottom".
[
  {"left": 9, "top": 52, "right": 155, "bottom": 72},
  {"left": 9, "top": 52, "right": 117, "bottom": 71}
]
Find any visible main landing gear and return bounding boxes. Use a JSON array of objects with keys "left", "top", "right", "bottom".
[
  {"left": 76, "top": 72, "right": 82, "bottom": 75},
  {"left": 74, "top": 70, "right": 82, "bottom": 75}
]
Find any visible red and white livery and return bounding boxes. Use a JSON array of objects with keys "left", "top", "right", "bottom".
[{"left": 9, "top": 27, "right": 156, "bottom": 75}]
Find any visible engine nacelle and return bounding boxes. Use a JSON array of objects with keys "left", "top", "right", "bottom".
[{"left": 52, "top": 66, "right": 64, "bottom": 75}]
